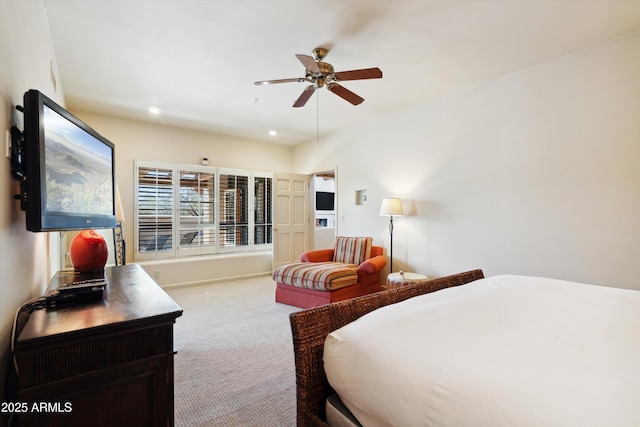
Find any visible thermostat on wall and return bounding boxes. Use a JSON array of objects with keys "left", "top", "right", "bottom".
[{"left": 356, "top": 189, "right": 367, "bottom": 205}]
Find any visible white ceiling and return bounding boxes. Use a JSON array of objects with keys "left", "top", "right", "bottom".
[{"left": 42, "top": 0, "right": 640, "bottom": 146}]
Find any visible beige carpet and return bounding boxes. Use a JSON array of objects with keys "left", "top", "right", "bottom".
[{"left": 166, "top": 276, "right": 301, "bottom": 427}]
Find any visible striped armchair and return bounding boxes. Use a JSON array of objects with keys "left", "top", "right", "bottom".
[{"left": 273, "top": 237, "right": 386, "bottom": 308}]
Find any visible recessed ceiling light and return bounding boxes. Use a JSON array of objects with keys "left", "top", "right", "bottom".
[
  {"left": 148, "top": 105, "right": 162, "bottom": 115},
  {"left": 269, "top": 129, "right": 278, "bottom": 136}
]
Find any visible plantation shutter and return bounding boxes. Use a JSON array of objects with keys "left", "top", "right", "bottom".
[
  {"left": 178, "top": 167, "right": 216, "bottom": 255},
  {"left": 219, "top": 170, "right": 249, "bottom": 250},
  {"left": 254, "top": 175, "right": 272, "bottom": 246},
  {"left": 136, "top": 163, "right": 175, "bottom": 257}
]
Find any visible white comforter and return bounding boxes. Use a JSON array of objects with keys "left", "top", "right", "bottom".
[{"left": 324, "top": 275, "right": 640, "bottom": 427}]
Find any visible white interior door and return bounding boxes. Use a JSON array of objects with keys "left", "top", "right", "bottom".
[{"left": 272, "top": 172, "right": 309, "bottom": 270}]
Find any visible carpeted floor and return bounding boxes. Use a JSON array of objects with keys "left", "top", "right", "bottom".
[{"left": 166, "top": 276, "right": 301, "bottom": 427}]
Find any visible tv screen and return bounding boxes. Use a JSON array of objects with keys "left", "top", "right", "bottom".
[
  {"left": 23, "top": 89, "right": 117, "bottom": 232},
  {"left": 315, "top": 191, "right": 335, "bottom": 211}
]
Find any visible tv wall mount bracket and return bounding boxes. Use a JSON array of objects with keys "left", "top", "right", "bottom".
[{"left": 11, "top": 105, "right": 28, "bottom": 210}]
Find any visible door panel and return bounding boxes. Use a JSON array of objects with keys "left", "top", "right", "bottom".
[
  {"left": 273, "top": 172, "right": 309, "bottom": 269},
  {"left": 274, "top": 232, "right": 290, "bottom": 265}
]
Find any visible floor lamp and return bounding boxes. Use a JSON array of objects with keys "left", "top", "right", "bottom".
[{"left": 379, "top": 198, "right": 403, "bottom": 273}]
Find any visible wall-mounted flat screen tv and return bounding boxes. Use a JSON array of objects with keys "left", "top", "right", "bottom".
[
  {"left": 22, "top": 89, "right": 117, "bottom": 232},
  {"left": 315, "top": 191, "right": 335, "bottom": 211}
]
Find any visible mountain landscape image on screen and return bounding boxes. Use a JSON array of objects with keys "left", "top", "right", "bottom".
[{"left": 43, "top": 108, "right": 112, "bottom": 216}]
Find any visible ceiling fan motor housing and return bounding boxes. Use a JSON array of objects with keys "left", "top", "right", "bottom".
[{"left": 314, "top": 62, "right": 334, "bottom": 87}]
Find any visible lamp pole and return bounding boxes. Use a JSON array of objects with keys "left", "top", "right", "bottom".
[
  {"left": 380, "top": 198, "right": 403, "bottom": 274},
  {"left": 388, "top": 214, "right": 395, "bottom": 273}
]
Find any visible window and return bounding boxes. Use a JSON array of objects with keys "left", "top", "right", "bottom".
[{"left": 135, "top": 160, "right": 272, "bottom": 260}]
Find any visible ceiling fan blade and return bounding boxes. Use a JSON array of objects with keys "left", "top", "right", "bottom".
[
  {"left": 295, "top": 54, "right": 320, "bottom": 73},
  {"left": 293, "top": 85, "right": 316, "bottom": 108},
  {"left": 254, "top": 77, "right": 306, "bottom": 85},
  {"left": 333, "top": 67, "right": 383, "bottom": 81},
  {"left": 327, "top": 83, "right": 364, "bottom": 105}
]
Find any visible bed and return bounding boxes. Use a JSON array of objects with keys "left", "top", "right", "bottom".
[
  {"left": 289, "top": 269, "right": 640, "bottom": 426},
  {"left": 289, "top": 269, "right": 484, "bottom": 426}
]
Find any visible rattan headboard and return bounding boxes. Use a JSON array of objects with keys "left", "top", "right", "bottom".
[{"left": 289, "top": 269, "right": 485, "bottom": 426}]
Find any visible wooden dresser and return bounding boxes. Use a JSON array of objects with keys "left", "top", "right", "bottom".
[{"left": 11, "top": 264, "right": 183, "bottom": 427}]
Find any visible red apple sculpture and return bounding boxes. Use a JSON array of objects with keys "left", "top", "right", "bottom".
[{"left": 70, "top": 230, "right": 108, "bottom": 272}]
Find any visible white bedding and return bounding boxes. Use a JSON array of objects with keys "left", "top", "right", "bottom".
[{"left": 323, "top": 275, "right": 640, "bottom": 427}]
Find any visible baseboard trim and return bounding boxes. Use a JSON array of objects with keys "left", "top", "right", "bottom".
[{"left": 160, "top": 272, "right": 272, "bottom": 289}]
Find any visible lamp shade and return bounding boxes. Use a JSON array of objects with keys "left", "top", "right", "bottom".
[
  {"left": 115, "top": 184, "right": 125, "bottom": 222},
  {"left": 379, "top": 198, "right": 403, "bottom": 216}
]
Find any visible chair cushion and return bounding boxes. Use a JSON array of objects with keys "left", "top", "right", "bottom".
[
  {"left": 333, "top": 236, "right": 372, "bottom": 265},
  {"left": 273, "top": 262, "right": 359, "bottom": 291}
]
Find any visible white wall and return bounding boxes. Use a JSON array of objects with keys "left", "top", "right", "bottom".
[
  {"left": 0, "top": 0, "right": 64, "bottom": 407},
  {"left": 295, "top": 32, "right": 640, "bottom": 290}
]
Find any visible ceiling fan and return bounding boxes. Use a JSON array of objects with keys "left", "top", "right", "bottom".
[{"left": 254, "top": 47, "right": 383, "bottom": 108}]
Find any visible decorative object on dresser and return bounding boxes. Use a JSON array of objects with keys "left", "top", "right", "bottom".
[
  {"left": 379, "top": 197, "right": 403, "bottom": 272},
  {"left": 273, "top": 236, "right": 386, "bottom": 308},
  {"left": 69, "top": 229, "right": 109, "bottom": 272},
  {"left": 9, "top": 264, "right": 183, "bottom": 427}
]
